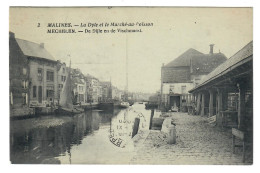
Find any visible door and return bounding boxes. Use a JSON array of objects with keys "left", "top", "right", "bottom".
[
  {"left": 38, "top": 86, "right": 42, "bottom": 103},
  {"left": 169, "top": 96, "right": 174, "bottom": 108}
]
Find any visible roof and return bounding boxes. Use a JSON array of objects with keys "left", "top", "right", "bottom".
[
  {"left": 191, "top": 53, "right": 227, "bottom": 74},
  {"left": 165, "top": 48, "right": 203, "bottom": 67},
  {"left": 100, "top": 81, "right": 111, "bottom": 86},
  {"left": 72, "top": 76, "right": 84, "bottom": 85},
  {"left": 189, "top": 41, "right": 253, "bottom": 92},
  {"left": 162, "top": 48, "right": 227, "bottom": 83},
  {"left": 15, "top": 38, "right": 55, "bottom": 61},
  {"left": 85, "top": 74, "right": 98, "bottom": 80}
]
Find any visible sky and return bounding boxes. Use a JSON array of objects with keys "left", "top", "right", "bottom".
[{"left": 9, "top": 7, "right": 253, "bottom": 93}]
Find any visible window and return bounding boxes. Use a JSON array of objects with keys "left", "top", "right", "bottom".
[
  {"left": 47, "top": 71, "right": 54, "bottom": 81},
  {"left": 79, "top": 94, "right": 84, "bottom": 102},
  {"left": 169, "top": 85, "right": 174, "bottom": 94},
  {"left": 195, "top": 79, "right": 200, "bottom": 85},
  {"left": 22, "top": 93, "right": 27, "bottom": 105},
  {"left": 181, "top": 86, "right": 186, "bottom": 94},
  {"left": 61, "top": 76, "right": 66, "bottom": 82},
  {"left": 58, "top": 84, "right": 63, "bottom": 89},
  {"left": 46, "top": 85, "right": 54, "bottom": 97},
  {"left": 38, "top": 68, "right": 43, "bottom": 81},
  {"left": 22, "top": 67, "right": 27, "bottom": 75},
  {"left": 79, "top": 86, "right": 84, "bottom": 92},
  {"left": 21, "top": 80, "right": 28, "bottom": 89},
  {"left": 33, "top": 86, "right": 37, "bottom": 98}
]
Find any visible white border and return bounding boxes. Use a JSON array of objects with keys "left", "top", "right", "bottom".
[{"left": 1, "top": 0, "right": 259, "bottom": 173}]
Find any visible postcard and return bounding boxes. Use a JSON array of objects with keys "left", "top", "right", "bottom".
[{"left": 9, "top": 7, "right": 253, "bottom": 164}]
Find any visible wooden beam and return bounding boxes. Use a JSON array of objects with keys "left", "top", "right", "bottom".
[
  {"left": 209, "top": 90, "right": 214, "bottom": 117},
  {"left": 201, "top": 92, "right": 205, "bottom": 116},
  {"left": 196, "top": 93, "right": 201, "bottom": 115},
  {"left": 217, "top": 89, "right": 223, "bottom": 125},
  {"left": 190, "top": 69, "right": 252, "bottom": 93},
  {"left": 237, "top": 83, "right": 246, "bottom": 130}
]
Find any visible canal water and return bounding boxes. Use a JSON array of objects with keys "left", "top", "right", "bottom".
[{"left": 10, "top": 103, "right": 152, "bottom": 164}]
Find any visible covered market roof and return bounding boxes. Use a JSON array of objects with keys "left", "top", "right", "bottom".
[{"left": 189, "top": 41, "right": 253, "bottom": 93}]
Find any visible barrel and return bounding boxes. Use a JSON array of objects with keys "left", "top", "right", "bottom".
[{"left": 167, "top": 125, "right": 176, "bottom": 144}]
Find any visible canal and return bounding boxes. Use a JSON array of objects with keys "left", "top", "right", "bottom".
[{"left": 10, "top": 103, "right": 152, "bottom": 164}]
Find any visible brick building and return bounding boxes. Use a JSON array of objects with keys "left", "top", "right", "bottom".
[
  {"left": 9, "top": 32, "right": 30, "bottom": 110},
  {"left": 161, "top": 45, "right": 227, "bottom": 111},
  {"left": 85, "top": 74, "right": 102, "bottom": 103},
  {"left": 57, "top": 61, "right": 68, "bottom": 102},
  {"left": 100, "top": 81, "right": 112, "bottom": 102},
  {"left": 15, "top": 37, "right": 58, "bottom": 107},
  {"left": 71, "top": 68, "right": 86, "bottom": 104}
]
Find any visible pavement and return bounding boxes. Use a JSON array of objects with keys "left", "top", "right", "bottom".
[{"left": 130, "top": 112, "right": 253, "bottom": 165}]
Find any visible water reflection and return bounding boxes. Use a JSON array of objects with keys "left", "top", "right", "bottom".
[{"left": 10, "top": 104, "right": 152, "bottom": 164}]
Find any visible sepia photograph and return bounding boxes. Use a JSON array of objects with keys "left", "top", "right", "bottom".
[{"left": 9, "top": 7, "right": 253, "bottom": 165}]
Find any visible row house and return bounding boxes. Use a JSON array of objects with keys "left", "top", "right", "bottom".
[
  {"left": 10, "top": 32, "right": 128, "bottom": 109},
  {"left": 15, "top": 36, "right": 58, "bottom": 107},
  {"left": 9, "top": 32, "right": 30, "bottom": 109},
  {"left": 71, "top": 68, "right": 86, "bottom": 104},
  {"left": 161, "top": 44, "right": 227, "bottom": 111},
  {"left": 57, "top": 61, "right": 68, "bottom": 102},
  {"left": 100, "top": 81, "right": 112, "bottom": 102},
  {"left": 111, "top": 86, "right": 123, "bottom": 101},
  {"left": 85, "top": 74, "right": 102, "bottom": 103}
]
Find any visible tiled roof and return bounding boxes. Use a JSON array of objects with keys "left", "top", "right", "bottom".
[
  {"left": 15, "top": 38, "right": 55, "bottom": 61},
  {"left": 162, "top": 47, "right": 227, "bottom": 83},
  {"left": 72, "top": 76, "right": 84, "bottom": 85},
  {"left": 189, "top": 41, "right": 253, "bottom": 92},
  {"left": 165, "top": 48, "right": 203, "bottom": 67},
  {"left": 191, "top": 53, "right": 227, "bottom": 74}
]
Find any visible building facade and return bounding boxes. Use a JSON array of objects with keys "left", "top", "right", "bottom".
[
  {"left": 9, "top": 32, "right": 30, "bottom": 108},
  {"left": 71, "top": 68, "right": 86, "bottom": 104},
  {"left": 85, "top": 74, "right": 102, "bottom": 103},
  {"left": 15, "top": 38, "right": 58, "bottom": 107},
  {"left": 111, "top": 86, "right": 123, "bottom": 101},
  {"left": 57, "top": 61, "right": 68, "bottom": 103},
  {"left": 161, "top": 45, "right": 227, "bottom": 111},
  {"left": 100, "top": 81, "right": 112, "bottom": 102}
]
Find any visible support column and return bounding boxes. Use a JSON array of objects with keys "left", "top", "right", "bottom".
[
  {"left": 180, "top": 96, "right": 182, "bottom": 111},
  {"left": 216, "top": 92, "right": 218, "bottom": 115},
  {"left": 217, "top": 88, "right": 223, "bottom": 126},
  {"left": 223, "top": 90, "right": 228, "bottom": 111},
  {"left": 196, "top": 93, "right": 201, "bottom": 115},
  {"left": 167, "top": 95, "right": 170, "bottom": 110},
  {"left": 237, "top": 83, "right": 246, "bottom": 130},
  {"left": 201, "top": 92, "right": 205, "bottom": 116},
  {"left": 209, "top": 90, "right": 214, "bottom": 117}
]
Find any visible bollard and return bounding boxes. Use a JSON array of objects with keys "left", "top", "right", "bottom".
[
  {"left": 132, "top": 117, "right": 140, "bottom": 138},
  {"left": 167, "top": 124, "right": 176, "bottom": 144},
  {"left": 149, "top": 109, "right": 155, "bottom": 130}
]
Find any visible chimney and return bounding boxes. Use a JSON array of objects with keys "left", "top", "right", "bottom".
[
  {"left": 40, "top": 43, "right": 44, "bottom": 48},
  {"left": 209, "top": 44, "right": 214, "bottom": 54}
]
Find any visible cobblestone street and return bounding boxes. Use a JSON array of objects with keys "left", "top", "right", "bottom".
[{"left": 130, "top": 112, "right": 253, "bottom": 165}]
